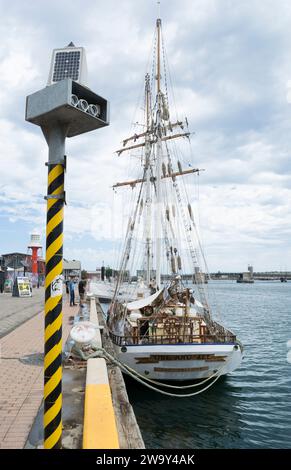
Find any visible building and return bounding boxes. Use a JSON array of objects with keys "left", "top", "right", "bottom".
[
  {"left": 93, "top": 267, "right": 130, "bottom": 281},
  {"left": 86, "top": 269, "right": 101, "bottom": 282},
  {"left": 2, "top": 253, "right": 29, "bottom": 271},
  {"left": 63, "top": 259, "right": 81, "bottom": 281},
  {"left": 0, "top": 256, "right": 5, "bottom": 289},
  {"left": 237, "top": 265, "right": 254, "bottom": 284},
  {"left": 1, "top": 252, "right": 45, "bottom": 282}
]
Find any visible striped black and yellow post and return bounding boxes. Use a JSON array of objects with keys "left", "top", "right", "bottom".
[
  {"left": 44, "top": 161, "right": 65, "bottom": 449},
  {"left": 25, "top": 76, "right": 109, "bottom": 449}
]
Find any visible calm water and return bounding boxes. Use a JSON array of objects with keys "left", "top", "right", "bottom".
[{"left": 122, "top": 281, "right": 291, "bottom": 449}]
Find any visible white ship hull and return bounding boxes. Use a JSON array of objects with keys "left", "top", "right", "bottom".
[{"left": 113, "top": 342, "right": 243, "bottom": 382}]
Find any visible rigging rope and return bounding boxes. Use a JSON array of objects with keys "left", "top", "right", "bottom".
[
  {"left": 111, "top": 14, "right": 228, "bottom": 331},
  {"left": 164, "top": 142, "right": 209, "bottom": 309}
]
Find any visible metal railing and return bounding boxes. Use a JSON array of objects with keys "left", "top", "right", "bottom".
[{"left": 109, "top": 331, "right": 236, "bottom": 346}]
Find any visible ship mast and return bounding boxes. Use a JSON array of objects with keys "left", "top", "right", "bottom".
[
  {"left": 112, "top": 15, "right": 205, "bottom": 299},
  {"left": 144, "top": 73, "right": 152, "bottom": 286},
  {"left": 155, "top": 17, "right": 162, "bottom": 290}
]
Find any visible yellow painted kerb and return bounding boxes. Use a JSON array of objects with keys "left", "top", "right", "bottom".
[{"left": 83, "top": 359, "right": 119, "bottom": 449}]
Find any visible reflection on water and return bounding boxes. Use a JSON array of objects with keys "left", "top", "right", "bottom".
[
  {"left": 124, "top": 374, "right": 242, "bottom": 448},
  {"left": 115, "top": 281, "right": 291, "bottom": 448}
]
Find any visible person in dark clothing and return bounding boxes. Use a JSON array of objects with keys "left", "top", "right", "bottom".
[
  {"left": 149, "top": 279, "right": 157, "bottom": 295},
  {"left": 69, "top": 278, "right": 76, "bottom": 306},
  {"left": 139, "top": 319, "right": 150, "bottom": 341},
  {"left": 78, "top": 278, "right": 86, "bottom": 304}
]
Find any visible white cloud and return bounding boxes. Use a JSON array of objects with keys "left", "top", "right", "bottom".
[
  {"left": 173, "top": 87, "right": 220, "bottom": 123},
  {"left": 0, "top": 0, "right": 291, "bottom": 272}
]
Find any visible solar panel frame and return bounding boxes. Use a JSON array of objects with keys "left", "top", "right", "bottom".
[
  {"left": 47, "top": 46, "right": 87, "bottom": 86},
  {"left": 52, "top": 50, "right": 81, "bottom": 82}
]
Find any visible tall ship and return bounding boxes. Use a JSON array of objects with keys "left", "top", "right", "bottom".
[{"left": 107, "top": 16, "right": 243, "bottom": 383}]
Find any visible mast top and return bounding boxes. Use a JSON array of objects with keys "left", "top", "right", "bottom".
[
  {"left": 156, "top": 16, "right": 161, "bottom": 93},
  {"left": 157, "top": 0, "right": 161, "bottom": 22}
]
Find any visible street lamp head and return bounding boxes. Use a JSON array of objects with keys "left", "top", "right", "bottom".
[
  {"left": 26, "top": 42, "right": 109, "bottom": 138},
  {"left": 25, "top": 78, "right": 109, "bottom": 137}
]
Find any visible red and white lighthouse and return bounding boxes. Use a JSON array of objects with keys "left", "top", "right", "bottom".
[{"left": 28, "top": 231, "right": 42, "bottom": 285}]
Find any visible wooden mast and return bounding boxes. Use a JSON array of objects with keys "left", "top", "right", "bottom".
[
  {"left": 144, "top": 73, "right": 152, "bottom": 286},
  {"left": 121, "top": 120, "right": 185, "bottom": 147},
  {"left": 115, "top": 131, "right": 191, "bottom": 156},
  {"left": 155, "top": 17, "right": 162, "bottom": 290},
  {"left": 157, "top": 18, "right": 161, "bottom": 93},
  {"left": 112, "top": 167, "right": 202, "bottom": 189}
]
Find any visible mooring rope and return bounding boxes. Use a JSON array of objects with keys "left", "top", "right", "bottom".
[{"left": 84, "top": 346, "right": 227, "bottom": 398}]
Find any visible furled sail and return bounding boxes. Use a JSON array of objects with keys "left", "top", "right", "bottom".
[{"left": 124, "top": 288, "right": 164, "bottom": 311}]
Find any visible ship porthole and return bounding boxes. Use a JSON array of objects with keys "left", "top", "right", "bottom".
[
  {"left": 144, "top": 370, "right": 149, "bottom": 375},
  {"left": 121, "top": 346, "right": 127, "bottom": 353},
  {"left": 234, "top": 345, "right": 239, "bottom": 350}
]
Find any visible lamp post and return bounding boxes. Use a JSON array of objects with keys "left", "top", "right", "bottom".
[{"left": 25, "top": 45, "right": 109, "bottom": 448}]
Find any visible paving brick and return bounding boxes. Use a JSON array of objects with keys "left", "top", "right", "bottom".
[
  {"left": 0, "top": 443, "right": 22, "bottom": 449},
  {"left": 0, "top": 289, "right": 45, "bottom": 339},
  {"left": 0, "top": 300, "right": 76, "bottom": 448}
]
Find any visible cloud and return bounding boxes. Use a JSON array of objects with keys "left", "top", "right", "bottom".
[{"left": 0, "top": 0, "right": 291, "bottom": 271}]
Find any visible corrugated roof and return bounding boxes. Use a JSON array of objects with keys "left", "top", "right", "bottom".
[{"left": 63, "top": 259, "right": 81, "bottom": 270}]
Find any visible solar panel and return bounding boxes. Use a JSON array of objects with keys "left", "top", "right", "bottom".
[
  {"left": 52, "top": 51, "right": 81, "bottom": 82},
  {"left": 48, "top": 44, "right": 88, "bottom": 86}
]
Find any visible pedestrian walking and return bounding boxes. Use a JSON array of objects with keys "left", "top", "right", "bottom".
[
  {"left": 78, "top": 277, "right": 87, "bottom": 305},
  {"left": 69, "top": 277, "right": 76, "bottom": 306}
]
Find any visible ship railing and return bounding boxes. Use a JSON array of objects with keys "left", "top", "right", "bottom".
[
  {"left": 109, "top": 331, "right": 236, "bottom": 346},
  {"left": 210, "top": 319, "right": 236, "bottom": 338}
]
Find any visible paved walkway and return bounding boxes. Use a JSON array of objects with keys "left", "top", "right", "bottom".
[
  {"left": 0, "top": 301, "right": 78, "bottom": 449},
  {"left": 0, "top": 288, "right": 45, "bottom": 338}
]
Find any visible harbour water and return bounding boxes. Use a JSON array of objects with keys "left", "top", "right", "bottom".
[{"left": 122, "top": 281, "right": 291, "bottom": 449}]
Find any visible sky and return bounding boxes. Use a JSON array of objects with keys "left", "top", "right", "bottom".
[{"left": 0, "top": 0, "right": 291, "bottom": 273}]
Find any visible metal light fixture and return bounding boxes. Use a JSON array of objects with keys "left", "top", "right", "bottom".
[
  {"left": 71, "top": 94, "right": 79, "bottom": 106},
  {"left": 87, "top": 104, "right": 100, "bottom": 117},
  {"left": 77, "top": 98, "right": 89, "bottom": 111}
]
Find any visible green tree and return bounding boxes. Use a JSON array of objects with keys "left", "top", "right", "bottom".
[
  {"left": 81, "top": 269, "right": 88, "bottom": 279},
  {"left": 105, "top": 266, "right": 112, "bottom": 280}
]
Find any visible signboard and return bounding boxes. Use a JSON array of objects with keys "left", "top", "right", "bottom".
[
  {"left": 4, "top": 279, "right": 12, "bottom": 293},
  {"left": 17, "top": 277, "right": 32, "bottom": 297},
  {"left": 51, "top": 275, "right": 63, "bottom": 297}
]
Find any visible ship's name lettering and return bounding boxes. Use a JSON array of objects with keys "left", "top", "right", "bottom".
[{"left": 135, "top": 354, "right": 222, "bottom": 364}]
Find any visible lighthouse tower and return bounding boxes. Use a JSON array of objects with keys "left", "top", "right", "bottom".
[{"left": 28, "top": 231, "right": 42, "bottom": 286}]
